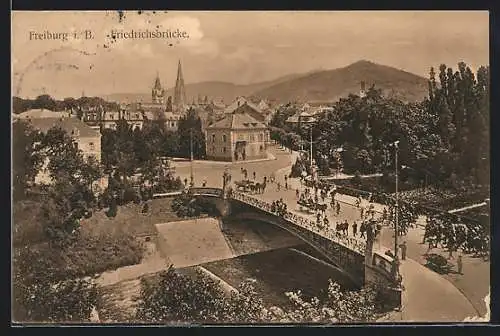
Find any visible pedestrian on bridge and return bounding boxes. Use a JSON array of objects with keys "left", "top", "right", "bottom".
[
  {"left": 360, "top": 222, "right": 366, "bottom": 238},
  {"left": 336, "top": 202, "right": 341, "bottom": 215},
  {"left": 344, "top": 220, "right": 349, "bottom": 235},
  {"left": 277, "top": 182, "right": 281, "bottom": 191},
  {"left": 296, "top": 188, "right": 300, "bottom": 199},
  {"left": 202, "top": 180, "right": 207, "bottom": 187},
  {"left": 253, "top": 171, "right": 256, "bottom": 180},
  {"left": 352, "top": 222, "right": 358, "bottom": 237}
]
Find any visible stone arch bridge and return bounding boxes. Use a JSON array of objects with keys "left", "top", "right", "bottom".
[{"left": 188, "top": 187, "right": 402, "bottom": 307}]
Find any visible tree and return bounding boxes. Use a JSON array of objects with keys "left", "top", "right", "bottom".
[
  {"left": 13, "top": 245, "right": 99, "bottom": 322},
  {"left": 12, "top": 120, "right": 45, "bottom": 200},
  {"left": 177, "top": 108, "right": 206, "bottom": 159},
  {"left": 32, "top": 94, "right": 57, "bottom": 111}
]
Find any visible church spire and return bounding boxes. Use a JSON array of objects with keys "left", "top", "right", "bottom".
[
  {"left": 152, "top": 71, "right": 165, "bottom": 104},
  {"left": 154, "top": 71, "right": 162, "bottom": 90},
  {"left": 173, "top": 60, "right": 187, "bottom": 112}
]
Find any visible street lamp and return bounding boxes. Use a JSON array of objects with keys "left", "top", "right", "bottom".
[
  {"left": 302, "top": 116, "right": 316, "bottom": 178},
  {"left": 190, "top": 129, "right": 194, "bottom": 187},
  {"left": 390, "top": 140, "right": 401, "bottom": 285}
]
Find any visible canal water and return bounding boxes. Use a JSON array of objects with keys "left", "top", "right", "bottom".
[{"left": 182, "top": 219, "right": 358, "bottom": 311}]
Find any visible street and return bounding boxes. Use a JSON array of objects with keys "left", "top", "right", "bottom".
[{"left": 172, "top": 147, "right": 488, "bottom": 321}]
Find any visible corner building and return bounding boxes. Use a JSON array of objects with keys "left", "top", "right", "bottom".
[{"left": 205, "top": 110, "right": 270, "bottom": 162}]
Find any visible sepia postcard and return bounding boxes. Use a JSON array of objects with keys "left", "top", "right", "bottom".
[{"left": 11, "top": 10, "right": 490, "bottom": 325}]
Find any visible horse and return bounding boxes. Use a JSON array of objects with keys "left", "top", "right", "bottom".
[{"left": 316, "top": 203, "right": 327, "bottom": 215}]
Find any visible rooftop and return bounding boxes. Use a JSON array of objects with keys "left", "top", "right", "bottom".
[
  {"left": 26, "top": 116, "right": 101, "bottom": 138},
  {"left": 207, "top": 110, "right": 267, "bottom": 130},
  {"left": 17, "top": 109, "right": 69, "bottom": 119}
]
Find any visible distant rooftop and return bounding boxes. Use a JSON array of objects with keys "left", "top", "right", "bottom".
[
  {"left": 17, "top": 109, "right": 69, "bottom": 119},
  {"left": 25, "top": 116, "right": 100, "bottom": 138}
]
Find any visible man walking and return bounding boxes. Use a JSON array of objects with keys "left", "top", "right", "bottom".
[
  {"left": 352, "top": 221, "right": 358, "bottom": 237},
  {"left": 457, "top": 255, "right": 463, "bottom": 275},
  {"left": 336, "top": 202, "right": 341, "bottom": 215},
  {"left": 400, "top": 241, "right": 407, "bottom": 260}
]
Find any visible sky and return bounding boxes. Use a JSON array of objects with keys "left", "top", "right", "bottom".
[{"left": 12, "top": 11, "right": 489, "bottom": 99}]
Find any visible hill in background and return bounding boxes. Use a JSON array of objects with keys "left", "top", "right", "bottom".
[
  {"left": 251, "top": 60, "right": 429, "bottom": 103},
  {"left": 102, "top": 60, "right": 429, "bottom": 105}
]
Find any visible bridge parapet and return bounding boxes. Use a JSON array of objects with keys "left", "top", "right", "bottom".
[
  {"left": 190, "top": 187, "right": 224, "bottom": 197},
  {"left": 231, "top": 191, "right": 366, "bottom": 255}
]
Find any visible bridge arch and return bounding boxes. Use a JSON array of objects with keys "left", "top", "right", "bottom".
[{"left": 230, "top": 211, "right": 363, "bottom": 287}]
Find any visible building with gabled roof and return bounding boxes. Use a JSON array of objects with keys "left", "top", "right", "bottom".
[
  {"left": 205, "top": 110, "right": 270, "bottom": 162},
  {"left": 17, "top": 108, "right": 70, "bottom": 120},
  {"left": 19, "top": 114, "right": 103, "bottom": 186}
]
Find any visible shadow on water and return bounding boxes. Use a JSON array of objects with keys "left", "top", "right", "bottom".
[{"left": 200, "top": 218, "right": 358, "bottom": 310}]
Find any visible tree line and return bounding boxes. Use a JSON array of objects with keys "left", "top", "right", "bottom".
[
  {"left": 270, "top": 62, "right": 490, "bottom": 192},
  {"left": 13, "top": 95, "right": 120, "bottom": 114}
]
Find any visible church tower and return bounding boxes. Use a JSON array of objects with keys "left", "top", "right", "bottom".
[
  {"left": 173, "top": 60, "right": 187, "bottom": 113},
  {"left": 152, "top": 71, "right": 165, "bottom": 104}
]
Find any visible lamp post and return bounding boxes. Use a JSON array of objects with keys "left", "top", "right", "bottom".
[
  {"left": 309, "top": 125, "right": 313, "bottom": 170},
  {"left": 391, "top": 140, "right": 401, "bottom": 286},
  {"left": 394, "top": 140, "right": 399, "bottom": 260},
  {"left": 190, "top": 129, "right": 194, "bottom": 187}
]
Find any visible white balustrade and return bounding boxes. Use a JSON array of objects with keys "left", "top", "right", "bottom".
[{"left": 231, "top": 191, "right": 366, "bottom": 254}]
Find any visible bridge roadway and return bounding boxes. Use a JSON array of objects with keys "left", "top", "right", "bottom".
[
  {"left": 189, "top": 187, "right": 367, "bottom": 255},
  {"left": 230, "top": 190, "right": 367, "bottom": 255}
]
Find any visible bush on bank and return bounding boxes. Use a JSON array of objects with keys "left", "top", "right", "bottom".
[{"left": 135, "top": 266, "right": 382, "bottom": 324}]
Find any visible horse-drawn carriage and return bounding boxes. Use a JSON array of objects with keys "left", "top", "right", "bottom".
[
  {"left": 297, "top": 198, "right": 328, "bottom": 214},
  {"left": 235, "top": 179, "right": 266, "bottom": 194}
]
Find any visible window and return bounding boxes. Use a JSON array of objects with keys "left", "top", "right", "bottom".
[
  {"left": 223, "top": 147, "right": 227, "bottom": 153},
  {"left": 259, "top": 133, "right": 264, "bottom": 141},
  {"left": 212, "top": 134, "right": 216, "bottom": 143},
  {"left": 135, "top": 113, "right": 139, "bottom": 119},
  {"left": 89, "top": 142, "right": 95, "bottom": 151},
  {"left": 250, "top": 134, "right": 255, "bottom": 142},
  {"left": 260, "top": 145, "right": 264, "bottom": 153},
  {"left": 110, "top": 114, "right": 114, "bottom": 120},
  {"left": 222, "top": 134, "right": 227, "bottom": 142},
  {"left": 238, "top": 134, "right": 244, "bottom": 141}
]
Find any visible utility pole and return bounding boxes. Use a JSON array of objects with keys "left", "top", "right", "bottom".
[
  {"left": 190, "top": 128, "right": 194, "bottom": 187},
  {"left": 310, "top": 126, "right": 313, "bottom": 173},
  {"left": 393, "top": 140, "right": 400, "bottom": 262}
]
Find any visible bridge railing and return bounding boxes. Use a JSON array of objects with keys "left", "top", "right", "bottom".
[
  {"left": 189, "top": 187, "right": 224, "bottom": 197},
  {"left": 231, "top": 191, "right": 366, "bottom": 254}
]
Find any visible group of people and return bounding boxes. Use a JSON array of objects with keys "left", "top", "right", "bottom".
[
  {"left": 271, "top": 198, "right": 288, "bottom": 217},
  {"left": 424, "top": 214, "right": 489, "bottom": 259}
]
